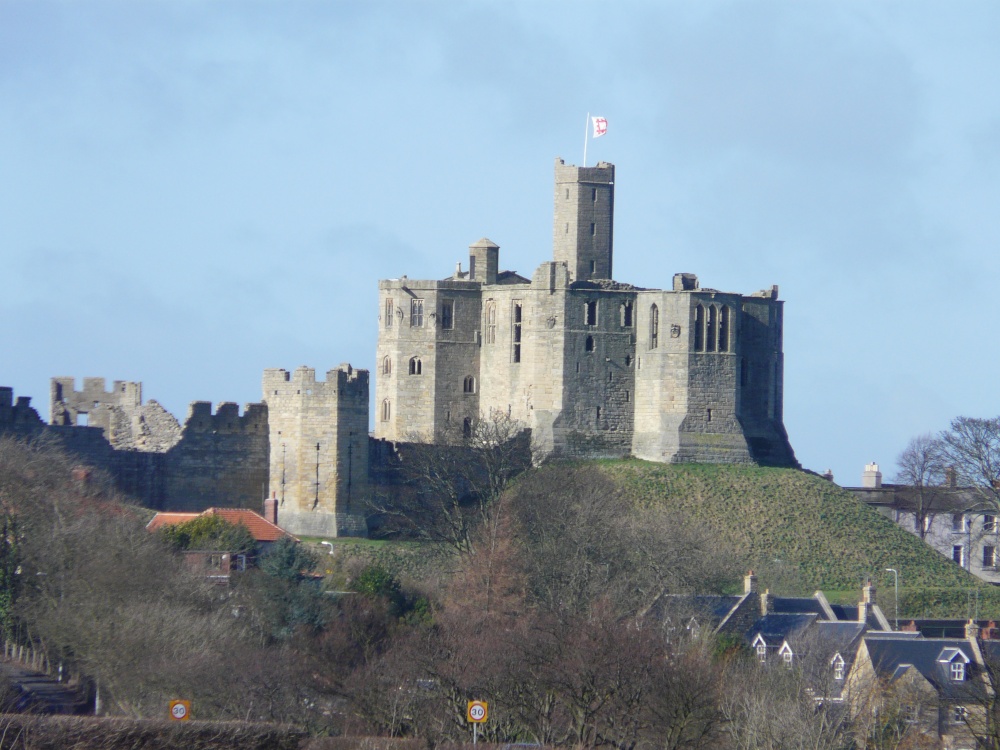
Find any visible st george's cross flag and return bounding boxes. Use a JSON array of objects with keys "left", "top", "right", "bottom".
[{"left": 592, "top": 116, "right": 608, "bottom": 138}]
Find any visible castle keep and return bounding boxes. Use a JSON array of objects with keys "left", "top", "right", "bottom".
[
  {"left": 1, "top": 158, "right": 797, "bottom": 538},
  {"left": 376, "top": 158, "right": 797, "bottom": 466}
]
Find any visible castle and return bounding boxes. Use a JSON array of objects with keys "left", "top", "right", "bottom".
[
  {"left": 1, "top": 158, "right": 796, "bottom": 538},
  {"left": 376, "top": 158, "right": 797, "bottom": 466}
]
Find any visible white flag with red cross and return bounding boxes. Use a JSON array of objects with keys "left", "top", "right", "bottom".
[{"left": 592, "top": 116, "right": 608, "bottom": 138}]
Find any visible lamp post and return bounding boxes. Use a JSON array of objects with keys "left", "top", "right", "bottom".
[{"left": 885, "top": 568, "right": 899, "bottom": 631}]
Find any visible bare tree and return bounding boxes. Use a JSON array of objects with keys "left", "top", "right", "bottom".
[
  {"left": 894, "top": 433, "right": 949, "bottom": 539},
  {"left": 940, "top": 416, "right": 1000, "bottom": 515},
  {"left": 367, "top": 409, "right": 530, "bottom": 554}
]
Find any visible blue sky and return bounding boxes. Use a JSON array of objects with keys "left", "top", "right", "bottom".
[{"left": 2, "top": 1, "right": 999, "bottom": 484}]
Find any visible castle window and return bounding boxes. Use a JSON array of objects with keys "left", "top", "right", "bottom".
[
  {"left": 585, "top": 335, "right": 595, "bottom": 353},
  {"left": 485, "top": 301, "right": 497, "bottom": 344},
  {"left": 463, "top": 376, "right": 476, "bottom": 394},
  {"left": 590, "top": 260, "right": 596, "bottom": 274},
  {"left": 625, "top": 390, "right": 630, "bottom": 402},
  {"left": 585, "top": 300, "right": 597, "bottom": 326},
  {"left": 706, "top": 305, "right": 717, "bottom": 352},
  {"left": 512, "top": 302, "right": 522, "bottom": 363},
  {"left": 590, "top": 222, "right": 596, "bottom": 236},
  {"left": 592, "top": 188, "right": 597, "bottom": 202},
  {"left": 707, "top": 408, "right": 713, "bottom": 423},
  {"left": 385, "top": 298, "right": 394, "bottom": 328},
  {"left": 565, "top": 222, "right": 569, "bottom": 234},
  {"left": 441, "top": 300, "right": 454, "bottom": 330},
  {"left": 463, "top": 418, "right": 472, "bottom": 438},
  {"left": 566, "top": 188, "right": 570, "bottom": 199},
  {"left": 409, "top": 357, "right": 422, "bottom": 375},
  {"left": 410, "top": 299, "right": 424, "bottom": 327},
  {"left": 621, "top": 302, "right": 633, "bottom": 327},
  {"left": 381, "top": 399, "right": 391, "bottom": 421},
  {"left": 719, "top": 305, "right": 730, "bottom": 352},
  {"left": 596, "top": 406, "right": 601, "bottom": 423},
  {"left": 694, "top": 304, "right": 705, "bottom": 352},
  {"left": 625, "top": 355, "right": 632, "bottom": 367},
  {"left": 649, "top": 304, "right": 659, "bottom": 349},
  {"left": 382, "top": 356, "right": 392, "bottom": 376},
  {"left": 608, "top": 371, "right": 613, "bottom": 382}
]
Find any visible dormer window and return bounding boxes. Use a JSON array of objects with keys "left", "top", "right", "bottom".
[
  {"left": 778, "top": 642, "right": 794, "bottom": 668},
  {"left": 831, "top": 653, "right": 845, "bottom": 680},
  {"left": 938, "top": 647, "right": 971, "bottom": 681},
  {"left": 752, "top": 634, "right": 767, "bottom": 663},
  {"left": 952, "top": 662, "right": 965, "bottom": 681}
]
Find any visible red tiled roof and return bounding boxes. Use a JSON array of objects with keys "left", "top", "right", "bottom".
[{"left": 146, "top": 508, "right": 296, "bottom": 543}]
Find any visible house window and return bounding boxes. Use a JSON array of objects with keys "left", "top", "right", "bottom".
[
  {"left": 649, "top": 304, "right": 659, "bottom": 350},
  {"left": 585, "top": 300, "right": 598, "bottom": 326},
  {"left": 409, "top": 357, "right": 422, "bottom": 375},
  {"left": 951, "top": 662, "right": 965, "bottom": 681},
  {"left": 585, "top": 335, "right": 595, "bottom": 353},
  {"left": 512, "top": 302, "right": 522, "bottom": 363},
  {"left": 385, "top": 298, "right": 394, "bottom": 328},
  {"left": 621, "top": 301, "right": 633, "bottom": 327},
  {"left": 953, "top": 705, "right": 967, "bottom": 723},
  {"left": 954, "top": 545, "right": 965, "bottom": 566},
  {"left": 986, "top": 514, "right": 997, "bottom": 532},
  {"left": 441, "top": 300, "right": 454, "bottom": 330},
  {"left": 410, "top": 299, "right": 424, "bottom": 327},
  {"left": 485, "top": 301, "right": 496, "bottom": 344},
  {"left": 382, "top": 356, "right": 392, "bottom": 375},
  {"left": 694, "top": 304, "right": 705, "bottom": 352},
  {"left": 953, "top": 513, "right": 966, "bottom": 532},
  {"left": 463, "top": 376, "right": 476, "bottom": 394},
  {"left": 756, "top": 643, "right": 767, "bottom": 663},
  {"left": 381, "top": 399, "right": 391, "bottom": 421},
  {"left": 985, "top": 545, "right": 996, "bottom": 568},
  {"left": 719, "top": 305, "right": 730, "bottom": 352},
  {"left": 903, "top": 705, "right": 918, "bottom": 724},
  {"left": 832, "top": 655, "right": 845, "bottom": 681},
  {"left": 782, "top": 650, "right": 793, "bottom": 668}
]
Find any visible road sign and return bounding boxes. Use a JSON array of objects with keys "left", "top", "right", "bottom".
[
  {"left": 169, "top": 700, "right": 191, "bottom": 721},
  {"left": 467, "top": 700, "right": 488, "bottom": 723}
]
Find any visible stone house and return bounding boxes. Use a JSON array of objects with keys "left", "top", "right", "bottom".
[{"left": 845, "top": 462, "right": 1000, "bottom": 585}]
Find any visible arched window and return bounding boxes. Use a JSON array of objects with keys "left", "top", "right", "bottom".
[
  {"left": 485, "top": 301, "right": 496, "bottom": 344},
  {"left": 381, "top": 399, "right": 391, "bottom": 421},
  {"left": 409, "top": 357, "right": 422, "bottom": 375},
  {"left": 694, "top": 305, "right": 705, "bottom": 352},
  {"left": 707, "top": 305, "right": 717, "bottom": 352},
  {"left": 585, "top": 300, "right": 598, "bottom": 326},
  {"left": 585, "top": 335, "right": 595, "bottom": 353},
  {"left": 382, "top": 356, "right": 392, "bottom": 375},
  {"left": 719, "top": 306, "right": 730, "bottom": 352},
  {"left": 463, "top": 376, "right": 476, "bottom": 394},
  {"left": 649, "top": 304, "right": 659, "bottom": 349},
  {"left": 463, "top": 417, "right": 472, "bottom": 438}
]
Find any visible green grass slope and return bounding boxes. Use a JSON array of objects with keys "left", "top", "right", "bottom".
[{"left": 588, "top": 460, "right": 1000, "bottom": 618}]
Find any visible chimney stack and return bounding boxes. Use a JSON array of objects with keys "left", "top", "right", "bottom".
[
  {"left": 744, "top": 570, "right": 758, "bottom": 594},
  {"left": 263, "top": 492, "right": 278, "bottom": 526},
  {"left": 862, "top": 462, "right": 882, "bottom": 488}
]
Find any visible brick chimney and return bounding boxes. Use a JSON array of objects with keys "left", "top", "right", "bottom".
[
  {"left": 263, "top": 492, "right": 278, "bottom": 526},
  {"left": 966, "top": 619, "right": 979, "bottom": 640},
  {"left": 744, "top": 570, "right": 758, "bottom": 594}
]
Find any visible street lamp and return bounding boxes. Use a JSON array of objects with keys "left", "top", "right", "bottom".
[{"left": 885, "top": 568, "right": 899, "bottom": 631}]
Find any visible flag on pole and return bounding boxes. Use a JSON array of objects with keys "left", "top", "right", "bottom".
[{"left": 591, "top": 116, "right": 608, "bottom": 138}]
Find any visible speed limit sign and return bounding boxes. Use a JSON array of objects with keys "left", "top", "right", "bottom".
[
  {"left": 467, "top": 700, "right": 488, "bottom": 723},
  {"left": 169, "top": 700, "right": 191, "bottom": 721}
]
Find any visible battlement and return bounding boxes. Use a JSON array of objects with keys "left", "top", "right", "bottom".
[
  {"left": 50, "top": 376, "right": 142, "bottom": 426},
  {"left": 182, "top": 401, "right": 268, "bottom": 434},
  {"left": 0, "top": 387, "right": 45, "bottom": 428},
  {"left": 263, "top": 364, "right": 368, "bottom": 403}
]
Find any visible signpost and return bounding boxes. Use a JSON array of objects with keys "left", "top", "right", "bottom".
[
  {"left": 467, "top": 700, "right": 488, "bottom": 745},
  {"left": 169, "top": 700, "right": 191, "bottom": 721}
]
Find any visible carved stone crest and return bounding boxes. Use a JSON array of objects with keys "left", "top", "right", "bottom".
[
  {"left": 546, "top": 316, "right": 557, "bottom": 329},
  {"left": 670, "top": 324, "right": 681, "bottom": 338}
]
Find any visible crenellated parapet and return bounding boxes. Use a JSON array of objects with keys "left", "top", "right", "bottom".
[{"left": 182, "top": 401, "right": 268, "bottom": 435}]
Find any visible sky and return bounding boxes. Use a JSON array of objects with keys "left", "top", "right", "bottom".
[{"left": 2, "top": 1, "right": 999, "bottom": 485}]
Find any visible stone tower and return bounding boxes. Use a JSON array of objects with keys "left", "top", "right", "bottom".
[
  {"left": 552, "top": 158, "right": 615, "bottom": 281},
  {"left": 262, "top": 365, "right": 368, "bottom": 537}
]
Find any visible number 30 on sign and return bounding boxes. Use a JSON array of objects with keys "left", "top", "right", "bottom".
[{"left": 467, "top": 700, "right": 488, "bottom": 723}]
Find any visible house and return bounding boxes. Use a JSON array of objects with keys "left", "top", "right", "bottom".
[{"left": 844, "top": 462, "right": 1000, "bottom": 584}]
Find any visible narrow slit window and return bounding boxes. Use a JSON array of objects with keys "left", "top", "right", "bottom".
[
  {"left": 485, "top": 301, "right": 496, "bottom": 344},
  {"left": 649, "top": 304, "right": 659, "bottom": 349},
  {"left": 694, "top": 304, "right": 705, "bottom": 352},
  {"left": 586, "top": 300, "right": 597, "bottom": 326},
  {"left": 719, "top": 305, "right": 730, "bottom": 352},
  {"left": 585, "top": 335, "right": 595, "bottom": 353},
  {"left": 621, "top": 302, "right": 633, "bottom": 327},
  {"left": 512, "top": 302, "right": 522, "bottom": 363},
  {"left": 707, "top": 305, "right": 718, "bottom": 352},
  {"left": 385, "top": 298, "right": 394, "bottom": 328},
  {"left": 381, "top": 399, "right": 391, "bottom": 421},
  {"left": 382, "top": 356, "right": 392, "bottom": 375}
]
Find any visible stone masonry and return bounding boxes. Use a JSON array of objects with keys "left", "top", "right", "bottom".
[{"left": 375, "top": 158, "right": 798, "bottom": 466}]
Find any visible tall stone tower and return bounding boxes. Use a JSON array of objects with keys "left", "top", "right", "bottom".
[
  {"left": 552, "top": 158, "right": 615, "bottom": 281},
  {"left": 262, "top": 365, "right": 368, "bottom": 537}
]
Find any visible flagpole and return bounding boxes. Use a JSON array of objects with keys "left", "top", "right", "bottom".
[{"left": 583, "top": 112, "right": 590, "bottom": 167}]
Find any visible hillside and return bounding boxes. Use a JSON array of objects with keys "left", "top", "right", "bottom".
[{"left": 552, "top": 460, "right": 1000, "bottom": 618}]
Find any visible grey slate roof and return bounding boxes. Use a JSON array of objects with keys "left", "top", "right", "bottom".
[{"left": 864, "top": 636, "right": 985, "bottom": 701}]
